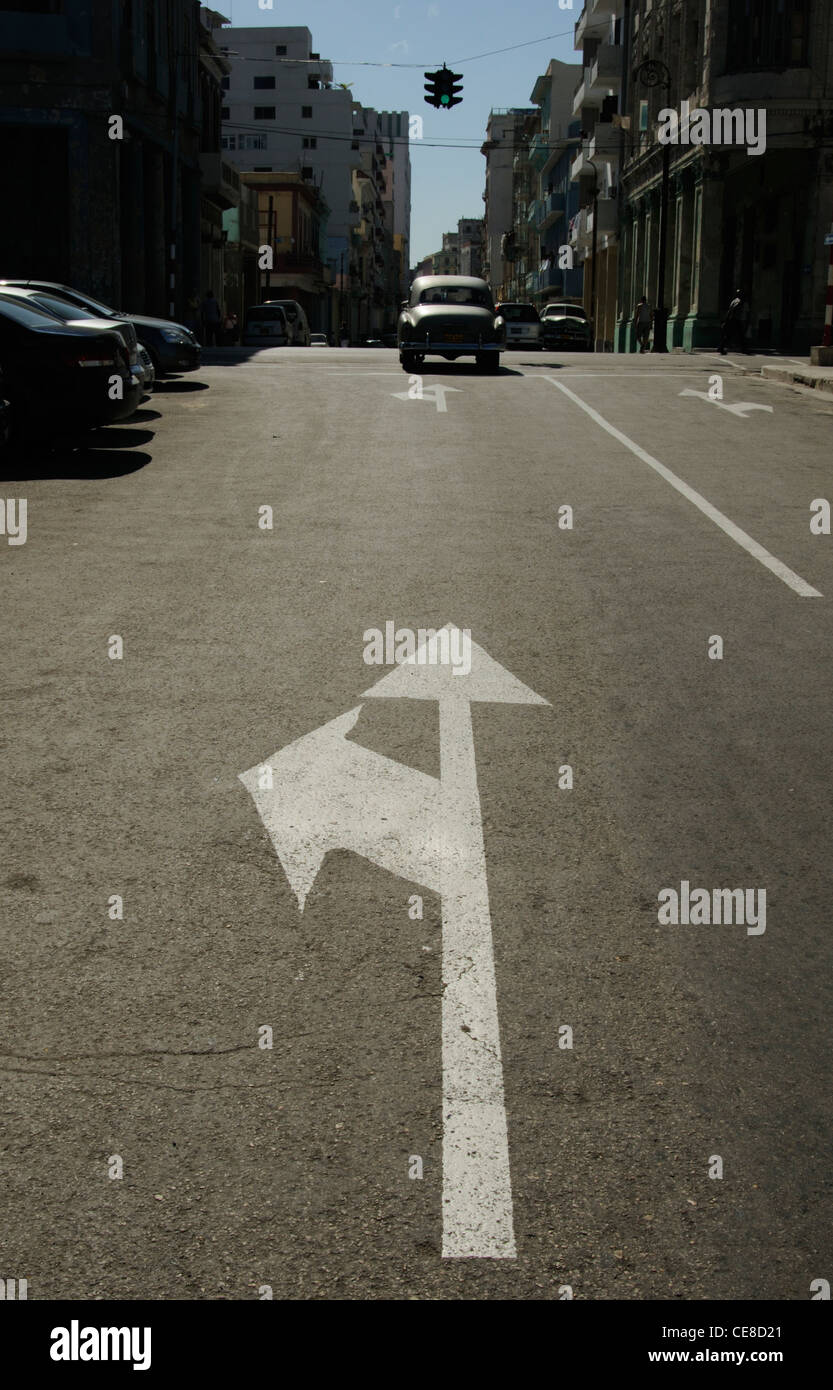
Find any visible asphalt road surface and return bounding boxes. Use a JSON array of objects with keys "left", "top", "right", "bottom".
[{"left": 2, "top": 347, "right": 832, "bottom": 1300}]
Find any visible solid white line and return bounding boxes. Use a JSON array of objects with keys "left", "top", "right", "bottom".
[
  {"left": 538, "top": 375, "right": 822, "bottom": 597},
  {"left": 440, "top": 694, "right": 516, "bottom": 1259}
]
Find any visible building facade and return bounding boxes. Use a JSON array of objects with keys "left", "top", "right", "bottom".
[
  {"left": 481, "top": 108, "right": 537, "bottom": 298},
  {"left": 618, "top": 0, "right": 833, "bottom": 352},
  {"left": 0, "top": 0, "right": 214, "bottom": 321},
  {"left": 571, "top": 6, "right": 625, "bottom": 348}
]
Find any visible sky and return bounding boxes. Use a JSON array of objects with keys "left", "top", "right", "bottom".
[{"left": 218, "top": 0, "right": 581, "bottom": 263}]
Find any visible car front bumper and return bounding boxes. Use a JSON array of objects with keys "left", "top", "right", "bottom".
[{"left": 399, "top": 340, "right": 502, "bottom": 353}]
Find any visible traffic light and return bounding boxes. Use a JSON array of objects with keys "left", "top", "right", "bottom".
[{"left": 424, "top": 64, "right": 463, "bottom": 109}]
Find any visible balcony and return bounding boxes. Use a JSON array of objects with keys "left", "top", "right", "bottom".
[
  {"left": 199, "top": 154, "right": 240, "bottom": 210},
  {"left": 527, "top": 198, "right": 543, "bottom": 226},
  {"left": 575, "top": 1, "right": 619, "bottom": 49},
  {"left": 572, "top": 69, "right": 592, "bottom": 117},
  {"left": 528, "top": 132, "right": 551, "bottom": 170},
  {"left": 587, "top": 197, "right": 618, "bottom": 239},
  {"left": 536, "top": 191, "right": 565, "bottom": 229},
  {"left": 587, "top": 42, "right": 622, "bottom": 101}
]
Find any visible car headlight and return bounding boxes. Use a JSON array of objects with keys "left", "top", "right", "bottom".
[{"left": 160, "top": 328, "right": 190, "bottom": 343}]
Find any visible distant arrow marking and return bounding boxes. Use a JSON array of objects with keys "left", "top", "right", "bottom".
[
  {"left": 390, "top": 384, "right": 462, "bottom": 413},
  {"left": 678, "top": 387, "right": 774, "bottom": 418},
  {"left": 239, "top": 625, "right": 550, "bottom": 1258}
]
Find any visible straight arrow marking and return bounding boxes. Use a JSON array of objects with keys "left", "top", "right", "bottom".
[{"left": 437, "top": 693, "right": 516, "bottom": 1257}]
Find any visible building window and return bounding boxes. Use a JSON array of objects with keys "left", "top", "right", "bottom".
[
  {"left": 301, "top": 167, "right": 314, "bottom": 180},
  {"left": 275, "top": 44, "right": 286, "bottom": 55},
  {"left": 221, "top": 76, "right": 229, "bottom": 91},
  {"left": 221, "top": 135, "right": 236, "bottom": 150},
  {"left": 301, "top": 105, "right": 313, "bottom": 118},
  {"left": 221, "top": 106, "right": 230, "bottom": 120},
  {"left": 254, "top": 76, "right": 275, "bottom": 89},
  {"left": 254, "top": 107, "right": 276, "bottom": 120},
  {"left": 303, "top": 137, "right": 317, "bottom": 149},
  {"left": 726, "top": 0, "right": 809, "bottom": 72},
  {"left": 240, "top": 134, "right": 267, "bottom": 150},
  {"left": 253, "top": 167, "right": 272, "bottom": 172},
  {"left": 351, "top": 141, "right": 360, "bottom": 150}
]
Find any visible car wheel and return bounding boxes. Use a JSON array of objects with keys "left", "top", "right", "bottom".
[{"left": 400, "top": 351, "right": 422, "bottom": 372}]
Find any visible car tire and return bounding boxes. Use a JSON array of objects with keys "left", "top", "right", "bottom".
[{"left": 400, "top": 351, "right": 422, "bottom": 372}]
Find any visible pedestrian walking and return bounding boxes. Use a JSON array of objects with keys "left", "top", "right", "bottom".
[
  {"left": 719, "top": 288, "right": 750, "bottom": 355},
  {"left": 635, "top": 295, "right": 652, "bottom": 352},
  {"left": 200, "top": 289, "right": 222, "bottom": 347},
  {"left": 223, "top": 311, "right": 238, "bottom": 345}
]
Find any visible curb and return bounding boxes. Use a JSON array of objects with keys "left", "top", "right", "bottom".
[{"left": 760, "top": 365, "right": 833, "bottom": 395}]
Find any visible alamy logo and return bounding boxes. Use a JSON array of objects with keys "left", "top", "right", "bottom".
[
  {"left": 657, "top": 880, "right": 766, "bottom": 935},
  {"left": 657, "top": 101, "right": 766, "bottom": 157},
  {"left": 50, "top": 1322, "right": 151, "bottom": 1371},
  {"left": 363, "top": 622, "right": 472, "bottom": 676}
]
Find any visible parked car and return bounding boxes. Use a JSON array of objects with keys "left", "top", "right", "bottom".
[
  {"left": 0, "top": 279, "right": 141, "bottom": 367},
  {"left": 261, "top": 299, "right": 310, "bottom": 345},
  {"left": 397, "top": 276, "right": 505, "bottom": 372},
  {"left": 309, "top": 333, "right": 330, "bottom": 347},
  {"left": 495, "top": 302, "right": 541, "bottom": 349},
  {"left": 0, "top": 292, "right": 142, "bottom": 439},
  {"left": 540, "top": 301, "right": 593, "bottom": 351},
  {"left": 0, "top": 285, "right": 153, "bottom": 391},
  {"left": 243, "top": 303, "right": 290, "bottom": 346},
  {"left": 0, "top": 280, "right": 200, "bottom": 376},
  {"left": 137, "top": 343, "right": 156, "bottom": 393}
]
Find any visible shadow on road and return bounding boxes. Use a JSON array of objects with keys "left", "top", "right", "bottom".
[
  {"left": 404, "top": 361, "right": 526, "bottom": 377},
  {"left": 0, "top": 425, "right": 155, "bottom": 480},
  {"left": 153, "top": 378, "right": 209, "bottom": 392}
]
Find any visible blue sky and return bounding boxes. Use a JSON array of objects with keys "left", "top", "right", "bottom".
[{"left": 220, "top": 0, "right": 580, "bottom": 263}]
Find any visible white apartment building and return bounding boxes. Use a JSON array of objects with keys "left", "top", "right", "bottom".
[
  {"left": 481, "top": 109, "right": 536, "bottom": 297},
  {"left": 210, "top": 23, "right": 360, "bottom": 269}
]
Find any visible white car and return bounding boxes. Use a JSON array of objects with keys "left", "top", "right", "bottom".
[
  {"left": 242, "top": 304, "right": 290, "bottom": 346},
  {"left": 262, "top": 299, "right": 311, "bottom": 345},
  {"left": 494, "top": 302, "right": 541, "bottom": 348},
  {"left": 310, "top": 333, "right": 330, "bottom": 346}
]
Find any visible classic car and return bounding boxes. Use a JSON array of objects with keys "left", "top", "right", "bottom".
[
  {"left": 540, "top": 301, "right": 593, "bottom": 351},
  {"left": 398, "top": 275, "right": 504, "bottom": 372}
]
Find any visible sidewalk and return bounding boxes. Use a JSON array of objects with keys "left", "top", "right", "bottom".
[{"left": 693, "top": 351, "right": 833, "bottom": 396}]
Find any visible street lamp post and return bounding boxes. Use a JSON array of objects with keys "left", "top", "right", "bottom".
[{"left": 635, "top": 58, "right": 672, "bottom": 354}]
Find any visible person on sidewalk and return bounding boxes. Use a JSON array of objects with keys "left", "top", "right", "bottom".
[
  {"left": 635, "top": 296, "right": 652, "bottom": 352},
  {"left": 185, "top": 288, "right": 201, "bottom": 341},
  {"left": 720, "top": 289, "right": 751, "bottom": 355},
  {"left": 200, "top": 289, "right": 222, "bottom": 347}
]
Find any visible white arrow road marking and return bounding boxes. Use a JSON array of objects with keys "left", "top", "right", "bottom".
[
  {"left": 239, "top": 625, "right": 550, "bottom": 1258},
  {"left": 363, "top": 628, "right": 549, "bottom": 1258},
  {"left": 537, "top": 376, "right": 821, "bottom": 597},
  {"left": 390, "top": 385, "right": 463, "bottom": 413},
  {"left": 678, "top": 388, "right": 774, "bottom": 418}
]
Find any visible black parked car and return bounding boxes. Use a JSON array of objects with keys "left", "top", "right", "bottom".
[
  {"left": 0, "top": 293, "right": 142, "bottom": 440},
  {"left": 0, "top": 280, "right": 201, "bottom": 377}
]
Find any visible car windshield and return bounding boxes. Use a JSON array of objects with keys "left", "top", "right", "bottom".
[
  {"left": 545, "top": 304, "right": 587, "bottom": 320},
  {"left": 499, "top": 304, "right": 539, "bottom": 322},
  {"left": 30, "top": 293, "right": 98, "bottom": 321},
  {"left": 263, "top": 302, "right": 297, "bottom": 318},
  {"left": 417, "top": 287, "right": 493, "bottom": 308},
  {"left": 0, "top": 293, "right": 68, "bottom": 327}
]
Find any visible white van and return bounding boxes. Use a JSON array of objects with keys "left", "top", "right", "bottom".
[
  {"left": 262, "top": 299, "right": 310, "bottom": 346},
  {"left": 243, "top": 303, "right": 290, "bottom": 346}
]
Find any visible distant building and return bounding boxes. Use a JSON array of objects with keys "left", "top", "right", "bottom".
[
  {"left": 242, "top": 171, "right": 330, "bottom": 332},
  {"left": 481, "top": 108, "right": 536, "bottom": 298},
  {"left": 457, "top": 218, "right": 484, "bottom": 278},
  {"left": 570, "top": 6, "right": 623, "bottom": 348}
]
